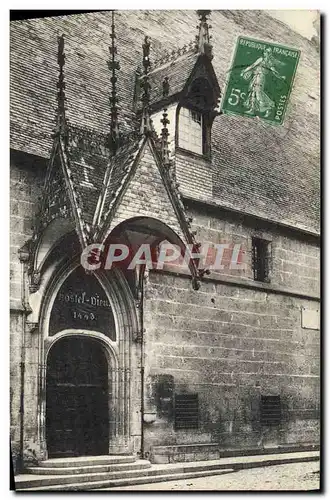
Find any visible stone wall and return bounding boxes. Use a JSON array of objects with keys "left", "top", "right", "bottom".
[
  {"left": 188, "top": 205, "right": 320, "bottom": 295},
  {"left": 10, "top": 10, "right": 320, "bottom": 233},
  {"left": 9, "top": 149, "right": 320, "bottom": 468},
  {"left": 10, "top": 152, "right": 45, "bottom": 308},
  {"left": 10, "top": 151, "right": 45, "bottom": 471},
  {"left": 142, "top": 210, "right": 320, "bottom": 456}
]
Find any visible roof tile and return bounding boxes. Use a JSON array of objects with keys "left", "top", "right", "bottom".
[{"left": 10, "top": 10, "right": 320, "bottom": 233}]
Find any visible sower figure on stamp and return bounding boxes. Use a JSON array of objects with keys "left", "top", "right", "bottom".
[{"left": 240, "top": 47, "right": 286, "bottom": 117}]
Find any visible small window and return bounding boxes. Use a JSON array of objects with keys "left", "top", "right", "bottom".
[
  {"left": 174, "top": 393, "right": 199, "bottom": 430},
  {"left": 178, "top": 107, "right": 203, "bottom": 155},
  {"left": 260, "top": 395, "right": 281, "bottom": 426},
  {"left": 252, "top": 237, "right": 271, "bottom": 282}
]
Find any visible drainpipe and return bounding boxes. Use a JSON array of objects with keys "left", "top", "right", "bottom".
[
  {"left": 137, "top": 265, "right": 145, "bottom": 459},
  {"left": 17, "top": 245, "right": 30, "bottom": 472}
]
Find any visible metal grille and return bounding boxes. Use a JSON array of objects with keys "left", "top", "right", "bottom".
[
  {"left": 260, "top": 395, "right": 281, "bottom": 426},
  {"left": 174, "top": 394, "right": 199, "bottom": 430},
  {"left": 252, "top": 237, "right": 271, "bottom": 282}
]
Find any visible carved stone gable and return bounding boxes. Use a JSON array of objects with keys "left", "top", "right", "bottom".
[{"left": 42, "top": 154, "right": 73, "bottom": 226}]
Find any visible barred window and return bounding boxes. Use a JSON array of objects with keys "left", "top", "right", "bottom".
[
  {"left": 178, "top": 107, "right": 203, "bottom": 155},
  {"left": 174, "top": 393, "right": 199, "bottom": 430},
  {"left": 252, "top": 237, "right": 271, "bottom": 282},
  {"left": 260, "top": 395, "right": 282, "bottom": 426}
]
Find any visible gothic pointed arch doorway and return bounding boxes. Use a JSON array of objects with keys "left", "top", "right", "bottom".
[{"left": 46, "top": 335, "right": 110, "bottom": 458}]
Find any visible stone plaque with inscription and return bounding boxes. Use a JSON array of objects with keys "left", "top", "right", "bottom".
[{"left": 49, "top": 267, "right": 116, "bottom": 340}]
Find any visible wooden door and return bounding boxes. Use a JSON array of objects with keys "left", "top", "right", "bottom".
[{"left": 46, "top": 336, "right": 109, "bottom": 457}]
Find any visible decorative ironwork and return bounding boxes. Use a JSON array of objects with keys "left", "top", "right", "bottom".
[
  {"left": 195, "top": 10, "right": 213, "bottom": 60},
  {"left": 107, "top": 10, "right": 120, "bottom": 153}
]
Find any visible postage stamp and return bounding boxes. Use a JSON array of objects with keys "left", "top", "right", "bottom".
[{"left": 221, "top": 36, "right": 301, "bottom": 125}]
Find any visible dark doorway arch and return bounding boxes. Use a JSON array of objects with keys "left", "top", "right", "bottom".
[{"left": 46, "top": 336, "right": 109, "bottom": 458}]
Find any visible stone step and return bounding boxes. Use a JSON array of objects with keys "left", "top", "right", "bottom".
[
  {"left": 16, "top": 460, "right": 151, "bottom": 489},
  {"left": 152, "top": 442, "right": 320, "bottom": 464},
  {"left": 28, "top": 460, "right": 151, "bottom": 476},
  {"left": 16, "top": 468, "right": 235, "bottom": 491},
  {"left": 15, "top": 451, "right": 319, "bottom": 491},
  {"left": 37, "top": 455, "right": 136, "bottom": 468}
]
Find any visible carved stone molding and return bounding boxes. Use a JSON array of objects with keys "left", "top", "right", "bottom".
[
  {"left": 26, "top": 322, "right": 39, "bottom": 334},
  {"left": 29, "top": 271, "right": 41, "bottom": 294}
]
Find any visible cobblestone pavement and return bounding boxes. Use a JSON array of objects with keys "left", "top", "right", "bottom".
[{"left": 112, "top": 461, "right": 320, "bottom": 491}]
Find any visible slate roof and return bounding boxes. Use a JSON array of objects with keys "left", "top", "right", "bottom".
[
  {"left": 99, "top": 136, "right": 144, "bottom": 227},
  {"left": 66, "top": 125, "right": 110, "bottom": 228},
  {"left": 94, "top": 134, "right": 203, "bottom": 289},
  {"left": 148, "top": 50, "right": 199, "bottom": 105},
  {"left": 10, "top": 10, "right": 320, "bottom": 234}
]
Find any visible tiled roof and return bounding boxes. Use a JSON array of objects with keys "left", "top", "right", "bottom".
[
  {"left": 212, "top": 112, "right": 320, "bottom": 232},
  {"left": 148, "top": 50, "right": 199, "bottom": 104},
  {"left": 10, "top": 10, "right": 320, "bottom": 233},
  {"left": 66, "top": 126, "right": 110, "bottom": 228},
  {"left": 99, "top": 136, "right": 144, "bottom": 226}
]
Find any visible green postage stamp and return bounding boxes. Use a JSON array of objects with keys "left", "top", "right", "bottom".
[{"left": 221, "top": 37, "right": 300, "bottom": 125}]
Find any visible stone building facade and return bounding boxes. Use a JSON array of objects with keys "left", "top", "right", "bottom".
[{"left": 10, "top": 10, "right": 320, "bottom": 472}]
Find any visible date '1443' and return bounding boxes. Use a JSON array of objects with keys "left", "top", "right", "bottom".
[{"left": 73, "top": 311, "right": 96, "bottom": 320}]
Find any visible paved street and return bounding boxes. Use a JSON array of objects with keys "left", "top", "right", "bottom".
[{"left": 110, "top": 461, "right": 320, "bottom": 491}]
